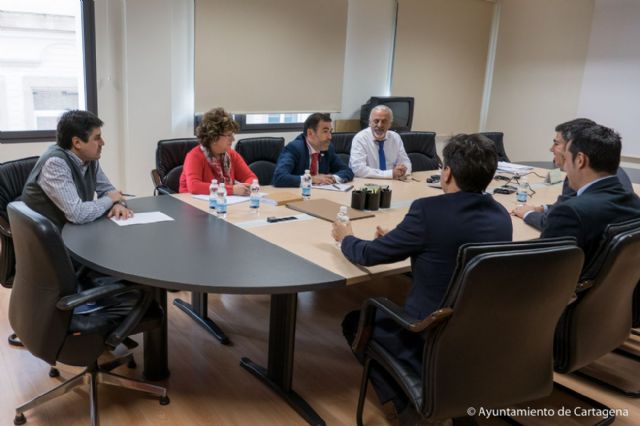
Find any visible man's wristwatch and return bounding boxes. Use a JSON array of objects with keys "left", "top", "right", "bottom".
[{"left": 116, "top": 200, "right": 128, "bottom": 208}]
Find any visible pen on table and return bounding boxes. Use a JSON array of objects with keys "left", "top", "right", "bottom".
[
  {"left": 120, "top": 193, "right": 135, "bottom": 197},
  {"left": 332, "top": 184, "right": 340, "bottom": 190}
]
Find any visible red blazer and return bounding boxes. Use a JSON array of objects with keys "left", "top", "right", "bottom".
[{"left": 179, "top": 146, "right": 257, "bottom": 195}]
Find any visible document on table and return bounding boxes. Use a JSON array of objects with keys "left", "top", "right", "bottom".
[
  {"left": 311, "top": 183, "right": 354, "bottom": 192},
  {"left": 497, "top": 161, "right": 533, "bottom": 174},
  {"left": 110, "top": 212, "right": 174, "bottom": 226},
  {"left": 192, "top": 193, "right": 267, "bottom": 205}
]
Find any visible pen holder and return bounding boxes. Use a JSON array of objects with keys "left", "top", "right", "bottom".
[
  {"left": 351, "top": 190, "right": 366, "bottom": 210},
  {"left": 365, "top": 189, "right": 380, "bottom": 211},
  {"left": 379, "top": 187, "right": 392, "bottom": 208}
]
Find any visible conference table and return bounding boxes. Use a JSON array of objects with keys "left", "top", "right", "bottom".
[{"left": 62, "top": 168, "right": 562, "bottom": 426}]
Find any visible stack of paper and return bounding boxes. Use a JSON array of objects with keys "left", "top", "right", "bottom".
[{"left": 497, "top": 161, "right": 533, "bottom": 174}]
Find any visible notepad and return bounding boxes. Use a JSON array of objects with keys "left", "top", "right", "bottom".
[
  {"left": 262, "top": 192, "right": 304, "bottom": 206},
  {"left": 286, "top": 199, "right": 375, "bottom": 222}
]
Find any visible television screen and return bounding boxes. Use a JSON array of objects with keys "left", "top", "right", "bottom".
[{"left": 360, "top": 96, "right": 414, "bottom": 131}]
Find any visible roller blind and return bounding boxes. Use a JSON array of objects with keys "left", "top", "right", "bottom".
[
  {"left": 392, "top": 0, "right": 494, "bottom": 133},
  {"left": 195, "top": 0, "right": 348, "bottom": 113}
]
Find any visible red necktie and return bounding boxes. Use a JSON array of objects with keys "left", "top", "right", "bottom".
[{"left": 310, "top": 152, "right": 319, "bottom": 176}]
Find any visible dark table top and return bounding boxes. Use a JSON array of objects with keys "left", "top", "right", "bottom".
[{"left": 62, "top": 196, "right": 345, "bottom": 293}]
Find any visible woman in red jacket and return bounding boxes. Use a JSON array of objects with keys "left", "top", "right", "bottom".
[{"left": 179, "top": 108, "right": 257, "bottom": 195}]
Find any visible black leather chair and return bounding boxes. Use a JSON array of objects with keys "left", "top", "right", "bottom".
[
  {"left": 553, "top": 218, "right": 640, "bottom": 396},
  {"left": 398, "top": 131, "right": 441, "bottom": 172},
  {"left": 0, "top": 156, "right": 38, "bottom": 347},
  {"left": 479, "top": 131, "right": 510, "bottom": 162},
  {"left": 8, "top": 201, "right": 169, "bottom": 426},
  {"left": 352, "top": 239, "right": 583, "bottom": 424},
  {"left": 331, "top": 132, "right": 356, "bottom": 166},
  {"left": 151, "top": 138, "right": 198, "bottom": 195},
  {"left": 0, "top": 156, "right": 38, "bottom": 288},
  {"left": 235, "top": 137, "right": 284, "bottom": 185}
]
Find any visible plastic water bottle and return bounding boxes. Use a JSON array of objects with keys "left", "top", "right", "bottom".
[
  {"left": 516, "top": 176, "right": 528, "bottom": 203},
  {"left": 336, "top": 205, "right": 349, "bottom": 248},
  {"left": 216, "top": 184, "right": 227, "bottom": 218},
  {"left": 209, "top": 179, "right": 218, "bottom": 210},
  {"left": 249, "top": 179, "right": 260, "bottom": 212},
  {"left": 301, "top": 169, "right": 312, "bottom": 200}
]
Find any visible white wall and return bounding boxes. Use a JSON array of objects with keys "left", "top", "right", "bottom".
[
  {"left": 577, "top": 0, "right": 640, "bottom": 159},
  {"left": 336, "top": 0, "right": 396, "bottom": 120},
  {"left": 485, "top": 0, "right": 594, "bottom": 163},
  {"left": 96, "top": 0, "right": 194, "bottom": 195}
]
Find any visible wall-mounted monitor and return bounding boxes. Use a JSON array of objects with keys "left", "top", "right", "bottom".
[{"left": 360, "top": 96, "right": 414, "bottom": 131}]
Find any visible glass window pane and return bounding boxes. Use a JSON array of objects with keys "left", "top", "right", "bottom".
[{"left": 0, "top": 0, "right": 85, "bottom": 131}]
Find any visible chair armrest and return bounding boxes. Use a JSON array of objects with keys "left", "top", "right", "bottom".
[
  {"left": 151, "top": 169, "right": 162, "bottom": 188},
  {"left": 157, "top": 186, "right": 175, "bottom": 195},
  {"left": 351, "top": 297, "right": 453, "bottom": 353},
  {"left": 0, "top": 216, "right": 11, "bottom": 237},
  {"left": 56, "top": 282, "right": 142, "bottom": 310}
]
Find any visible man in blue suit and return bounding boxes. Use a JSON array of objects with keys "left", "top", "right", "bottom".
[
  {"left": 332, "top": 134, "right": 513, "bottom": 421},
  {"left": 542, "top": 124, "right": 640, "bottom": 265},
  {"left": 272, "top": 113, "right": 353, "bottom": 187},
  {"left": 512, "top": 118, "right": 633, "bottom": 230}
]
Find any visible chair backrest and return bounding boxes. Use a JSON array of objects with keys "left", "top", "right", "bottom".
[
  {"left": 0, "top": 156, "right": 39, "bottom": 287},
  {"left": 554, "top": 219, "right": 640, "bottom": 373},
  {"left": 154, "top": 138, "right": 198, "bottom": 193},
  {"left": 8, "top": 201, "right": 77, "bottom": 365},
  {"left": 398, "top": 131, "right": 441, "bottom": 172},
  {"left": 331, "top": 132, "right": 355, "bottom": 166},
  {"left": 235, "top": 137, "right": 285, "bottom": 185},
  {"left": 422, "top": 241, "right": 583, "bottom": 419},
  {"left": 479, "top": 132, "right": 510, "bottom": 162}
]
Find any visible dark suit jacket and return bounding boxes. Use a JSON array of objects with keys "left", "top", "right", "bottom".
[
  {"left": 525, "top": 167, "right": 633, "bottom": 230},
  {"left": 542, "top": 176, "right": 640, "bottom": 264},
  {"left": 272, "top": 134, "right": 354, "bottom": 187},
  {"left": 342, "top": 191, "right": 513, "bottom": 318}
]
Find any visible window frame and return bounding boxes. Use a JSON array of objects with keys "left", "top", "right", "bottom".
[
  {"left": 234, "top": 114, "right": 305, "bottom": 134},
  {"left": 0, "top": 0, "right": 98, "bottom": 144}
]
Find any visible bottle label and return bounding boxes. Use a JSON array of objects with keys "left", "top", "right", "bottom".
[
  {"left": 209, "top": 197, "right": 217, "bottom": 209},
  {"left": 516, "top": 191, "right": 527, "bottom": 203},
  {"left": 302, "top": 186, "right": 311, "bottom": 197},
  {"left": 217, "top": 203, "right": 227, "bottom": 214},
  {"left": 250, "top": 196, "right": 260, "bottom": 209}
]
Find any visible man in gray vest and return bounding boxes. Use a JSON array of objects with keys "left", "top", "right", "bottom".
[{"left": 22, "top": 110, "right": 132, "bottom": 229}]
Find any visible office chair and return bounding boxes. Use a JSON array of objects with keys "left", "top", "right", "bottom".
[
  {"left": 351, "top": 239, "right": 583, "bottom": 424},
  {"left": 331, "top": 132, "right": 356, "bottom": 166},
  {"left": 234, "top": 137, "right": 284, "bottom": 185},
  {"left": 151, "top": 138, "right": 198, "bottom": 195},
  {"left": 0, "top": 156, "right": 39, "bottom": 347},
  {"left": 8, "top": 201, "right": 169, "bottom": 426},
  {"left": 398, "top": 131, "right": 441, "bottom": 172},
  {"left": 553, "top": 218, "right": 640, "bottom": 397},
  {"left": 479, "top": 132, "right": 510, "bottom": 162}
]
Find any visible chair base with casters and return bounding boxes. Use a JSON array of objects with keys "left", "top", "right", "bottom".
[{"left": 14, "top": 356, "right": 169, "bottom": 426}]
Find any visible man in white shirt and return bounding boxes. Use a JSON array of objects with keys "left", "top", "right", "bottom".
[{"left": 349, "top": 105, "right": 412, "bottom": 179}]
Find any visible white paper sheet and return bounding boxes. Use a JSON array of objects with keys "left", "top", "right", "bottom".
[
  {"left": 110, "top": 212, "right": 174, "bottom": 226},
  {"left": 311, "top": 183, "right": 354, "bottom": 192}
]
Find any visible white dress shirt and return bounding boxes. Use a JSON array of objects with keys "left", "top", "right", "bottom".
[{"left": 349, "top": 128, "right": 411, "bottom": 179}]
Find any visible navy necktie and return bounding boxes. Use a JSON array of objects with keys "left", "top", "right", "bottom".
[{"left": 378, "top": 140, "right": 386, "bottom": 171}]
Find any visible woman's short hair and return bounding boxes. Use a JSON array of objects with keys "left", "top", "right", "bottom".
[{"left": 196, "top": 108, "right": 239, "bottom": 152}]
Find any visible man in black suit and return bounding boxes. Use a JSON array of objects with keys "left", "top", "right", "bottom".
[
  {"left": 512, "top": 118, "right": 633, "bottom": 230},
  {"left": 542, "top": 124, "right": 640, "bottom": 264},
  {"left": 332, "top": 134, "right": 513, "bottom": 421}
]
